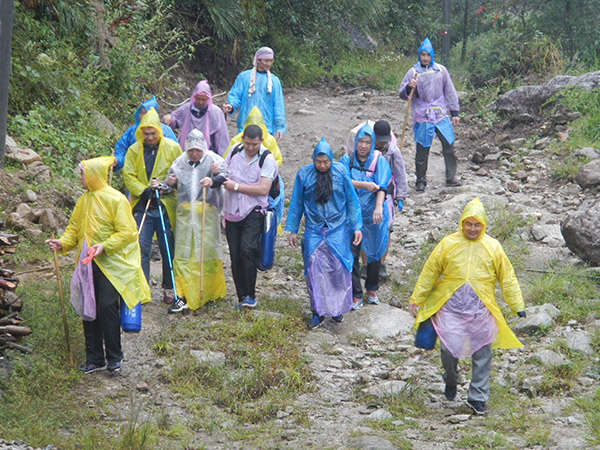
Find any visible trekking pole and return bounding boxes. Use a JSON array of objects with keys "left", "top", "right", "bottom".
[
  {"left": 50, "top": 233, "right": 74, "bottom": 366},
  {"left": 398, "top": 73, "right": 417, "bottom": 151},
  {"left": 200, "top": 186, "right": 207, "bottom": 302},
  {"left": 137, "top": 196, "right": 152, "bottom": 236},
  {"left": 154, "top": 189, "right": 179, "bottom": 300},
  {"left": 108, "top": 166, "right": 113, "bottom": 187}
]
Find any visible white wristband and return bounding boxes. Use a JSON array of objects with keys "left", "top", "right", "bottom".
[{"left": 234, "top": 183, "right": 239, "bottom": 192}]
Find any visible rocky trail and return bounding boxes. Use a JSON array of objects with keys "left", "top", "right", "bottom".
[{"left": 4, "top": 85, "right": 600, "bottom": 449}]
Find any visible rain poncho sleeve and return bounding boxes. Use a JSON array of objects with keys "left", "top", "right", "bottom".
[
  {"left": 224, "top": 106, "right": 283, "bottom": 167},
  {"left": 58, "top": 156, "right": 151, "bottom": 309},
  {"left": 385, "top": 141, "right": 408, "bottom": 200},
  {"left": 286, "top": 139, "right": 362, "bottom": 273},
  {"left": 409, "top": 197, "right": 525, "bottom": 349},
  {"left": 226, "top": 70, "right": 286, "bottom": 135}
]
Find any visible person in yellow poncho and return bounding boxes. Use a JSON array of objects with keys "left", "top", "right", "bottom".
[
  {"left": 224, "top": 106, "right": 282, "bottom": 167},
  {"left": 408, "top": 197, "right": 526, "bottom": 415},
  {"left": 123, "top": 107, "right": 182, "bottom": 305},
  {"left": 46, "top": 156, "right": 150, "bottom": 374}
]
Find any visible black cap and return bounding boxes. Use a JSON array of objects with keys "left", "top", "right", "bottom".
[{"left": 373, "top": 120, "right": 391, "bottom": 143}]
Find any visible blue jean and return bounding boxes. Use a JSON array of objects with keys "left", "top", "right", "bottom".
[{"left": 134, "top": 209, "right": 174, "bottom": 289}]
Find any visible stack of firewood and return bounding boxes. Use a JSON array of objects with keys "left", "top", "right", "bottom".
[{"left": 0, "top": 232, "right": 32, "bottom": 354}]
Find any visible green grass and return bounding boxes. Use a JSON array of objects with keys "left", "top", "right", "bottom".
[{"left": 575, "top": 387, "right": 600, "bottom": 445}]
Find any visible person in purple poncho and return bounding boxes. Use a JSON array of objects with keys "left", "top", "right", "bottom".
[
  {"left": 286, "top": 138, "right": 363, "bottom": 329},
  {"left": 163, "top": 80, "right": 230, "bottom": 155},
  {"left": 399, "top": 37, "right": 462, "bottom": 192}
]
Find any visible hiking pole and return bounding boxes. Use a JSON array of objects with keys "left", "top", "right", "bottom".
[
  {"left": 50, "top": 233, "right": 74, "bottom": 366},
  {"left": 398, "top": 73, "right": 417, "bottom": 151},
  {"left": 200, "top": 186, "right": 207, "bottom": 302},
  {"left": 137, "top": 196, "right": 152, "bottom": 236},
  {"left": 154, "top": 189, "right": 179, "bottom": 301},
  {"left": 108, "top": 166, "right": 113, "bottom": 187}
]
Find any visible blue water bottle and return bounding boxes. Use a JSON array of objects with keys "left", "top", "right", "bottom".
[{"left": 120, "top": 300, "right": 141, "bottom": 333}]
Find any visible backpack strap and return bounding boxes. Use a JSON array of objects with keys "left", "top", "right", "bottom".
[
  {"left": 230, "top": 142, "right": 244, "bottom": 159},
  {"left": 258, "top": 149, "right": 272, "bottom": 168},
  {"left": 348, "top": 151, "right": 379, "bottom": 176}
]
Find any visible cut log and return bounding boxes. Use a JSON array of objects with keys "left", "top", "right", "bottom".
[{"left": 0, "top": 325, "right": 32, "bottom": 336}]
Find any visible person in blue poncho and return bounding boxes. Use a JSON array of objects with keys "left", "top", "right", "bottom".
[
  {"left": 286, "top": 138, "right": 363, "bottom": 329},
  {"left": 340, "top": 123, "right": 392, "bottom": 310},
  {"left": 399, "top": 37, "right": 462, "bottom": 191},
  {"left": 222, "top": 47, "right": 286, "bottom": 141},
  {"left": 114, "top": 96, "right": 179, "bottom": 172}
]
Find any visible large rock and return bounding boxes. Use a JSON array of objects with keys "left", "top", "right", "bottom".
[
  {"left": 561, "top": 199, "right": 600, "bottom": 265},
  {"left": 346, "top": 436, "right": 397, "bottom": 450},
  {"left": 5, "top": 143, "right": 42, "bottom": 165},
  {"left": 574, "top": 159, "right": 600, "bottom": 189},
  {"left": 491, "top": 71, "right": 600, "bottom": 116},
  {"left": 38, "top": 209, "right": 59, "bottom": 232}
]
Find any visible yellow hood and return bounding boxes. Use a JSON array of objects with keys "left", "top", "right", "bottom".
[
  {"left": 458, "top": 197, "right": 487, "bottom": 239},
  {"left": 134, "top": 107, "right": 163, "bottom": 143},
  {"left": 82, "top": 156, "right": 114, "bottom": 192}
]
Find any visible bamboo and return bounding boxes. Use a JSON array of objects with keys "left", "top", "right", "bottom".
[
  {"left": 200, "top": 186, "right": 206, "bottom": 302},
  {"left": 398, "top": 73, "right": 417, "bottom": 151},
  {"left": 51, "top": 233, "right": 74, "bottom": 365}
]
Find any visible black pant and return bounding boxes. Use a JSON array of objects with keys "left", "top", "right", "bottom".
[
  {"left": 83, "top": 264, "right": 122, "bottom": 366},
  {"left": 351, "top": 240, "right": 380, "bottom": 298},
  {"left": 225, "top": 210, "right": 264, "bottom": 302},
  {"left": 415, "top": 129, "right": 457, "bottom": 184}
]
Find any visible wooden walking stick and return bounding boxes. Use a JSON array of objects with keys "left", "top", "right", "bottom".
[
  {"left": 108, "top": 165, "right": 113, "bottom": 187},
  {"left": 51, "top": 233, "right": 74, "bottom": 365},
  {"left": 200, "top": 186, "right": 207, "bottom": 302},
  {"left": 137, "top": 196, "right": 153, "bottom": 235},
  {"left": 398, "top": 73, "right": 418, "bottom": 151}
]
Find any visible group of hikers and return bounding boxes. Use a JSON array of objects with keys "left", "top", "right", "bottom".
[{"left": 45, "top": 39, "right": 527, "bottom": 416}]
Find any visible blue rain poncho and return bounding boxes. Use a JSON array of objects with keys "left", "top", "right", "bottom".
[
  {"left": 398, "top": 38, "right": 459, "bottom": 148},
  {"left": 339, "top": 123, "right": 391, "bottom": 262},
  {"left": 226, "top": 70, "right": 286, "bottom": 136},
  {"left": 286, "top": 138, "right": 362, "bottom": 273},
  {"left": 114, "top": 96, "right": 178, "bottom": 172}
]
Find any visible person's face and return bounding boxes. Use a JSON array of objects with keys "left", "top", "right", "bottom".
[
  {"left": 242, "top": 136, "right": 263, "bottom": 157},
  {"left": 420, "top": 51, "right": 432, "bottom": 66},
  {"left": 256, "top": 58, "right": 273, "bottom": 72},
  {"left": 314, "top": 154, "right": 331, "bottom": 173},
  {"left": 79, "top": 167, "right": 87, "bottom": 190},
  {"left": 356, "top": 136, "right": 372, "bottom": 160},
  {"left": 139, "top": 107, "right": 147, "bottom": 120},
  {"left": 187, "top": 148, "right": 203, "bottom": 163},
  {"left": 142, "top": 126, "right": 160, "bottom": 145},
  {"left": 462, "top": 217, "right": 483, "bottom": 240},
  {"left": 194, "top": 94, "right": 209, "bottom": 110}
]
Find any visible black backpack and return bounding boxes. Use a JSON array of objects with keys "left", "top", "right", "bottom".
[{"left": 230, "top": 143, "right": 281, "bottom": 199}]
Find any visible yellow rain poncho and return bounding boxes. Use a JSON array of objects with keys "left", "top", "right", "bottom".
[
  {"left": 59, "top": 156, "right": 151, "bottom": 309},
  {"left": 224, "top": 106, "right": 283, "bottom": 167},
  {"left": 409, "top": 197, "right": 524, "bottom": 349},
  {"left": 122, "top": 107, "right": 181, "bottom": 228}
]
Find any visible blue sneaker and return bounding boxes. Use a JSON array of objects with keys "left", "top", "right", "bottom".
[
  {"left": 367, "top": 291, "right": 380, "bottom": 305},
  {"left": 308, "top": 314, "right": 324, "bottom": 330},
  {"left": 107, "top": 361, "right": 121, "bottom": 373},
  {"left": 331, "top": 315, "right": 343, "bottom": 323},
  {"left": 236, "top": 297, "right": 257, "bottom": 310},
  {"left": 79, "top": 363, "right": 106, "bottom": 374},
  {"left": 351, "top": 297, "right": 363, "bottom": 311}
]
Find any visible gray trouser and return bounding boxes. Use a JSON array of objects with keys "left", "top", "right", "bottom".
[
  {"left": 415, "top": 129, "right": 457, "bottom": 184},
  {"left": 441, "top": 342, "right": 492, "bottom": 402}
]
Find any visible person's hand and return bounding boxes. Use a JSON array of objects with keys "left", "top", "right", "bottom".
[
  {"left": 200, "top": 177, "right": 213, "bottom": 188},
  {"left": 274, "top": 131, "right": 283, "bottom": 141},
  {"left": 111, "top": 156, "right": 117, "bottom": 168},
  {"left": 396, "top": 198, "right": 403, "bottom": 212},
  {"left": 223, "top": 179, "right": 236, "bottom": 191},
  {"left": 289, "top": 233, "right": 298, "bottom": 248},
  {"left": 408, "top": 77, "right": 417, "bottom": 89},
  {"left": 162, "top": 113, "right": 173, "bottom": 126},
  {"left": 150, "top": 178, "right": 160, "bottom": 190},
  {"left": 210, "top": 163, "right": 219, "bottom": 175},
  {"left": 366, "top": 182, "right": 380, "bottom": 193},
  {"left": 517, "top": 311, "right": 526, "bottom": 318},
  {"left": 373, "top": 205, "right": 383, "bottom": 224},
  {"left": 167, "top": 173, "right": 177, "bottom": 187},
  {"left": 45, "top": 239, "right": 62, "bottom": 252},
  {"left": 91, "top": 243, "right": 104, "bottom": 257},
  {"left": 222, "top": 103, "right": 233, "bottom": 114},
  {"left": 352, "top": 230, "right": 362, "bottom": 246},
  {"left": 452, "top": 116, "right": 459, "bottom": 126},
  {"left": 408, "top": 302, "right": 419, "bottom": 317}
]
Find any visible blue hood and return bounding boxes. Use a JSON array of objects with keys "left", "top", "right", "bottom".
[
  {"left": 418, "top": 37, "right": 435, "bottom": 66},
  {"left": 353, "top": 122, "right": 376, "bottom": 166},
  {"left": 313, "top": 138, "right": 333, "bottom": 163},
  {"left": 134, "top": 96, "right": 160, "bottom": 126}
]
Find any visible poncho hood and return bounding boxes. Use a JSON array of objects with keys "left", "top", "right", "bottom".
[
  {"left": 191, "top": 80, "right": 213, "bottom": 107},
  {"left": 418, "top": 37, "right": 435, "bottom": 66},
  {"left": 353, "top": 122, "right": 376, "bottom": 166},
  {"left": 82, "top": 156, "right": 114, "bottom": 192},
  {"left": 134, "top": 107, "right": 164, "bottom": 142},
  {"left": 134, "top": 96, "right": 160, "bottom": 126},
  {"left": 458, "top": 197, "right": 487, "bottom": 239},
  {"left": 184, "top": 129, "right": 209, "bottom": 163},
  {"left": 243, "top": 106, "right": 268, "bottom": 138},
  {"left": 313, "top": 138, "right": 333, "bottom": 163}
]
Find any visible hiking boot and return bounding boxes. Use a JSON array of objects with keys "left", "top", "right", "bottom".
[
  {"left": 79, "top": 363, "right": 107, "bottom": 374},
  {"left": 107, "top": 361, "right": 122, "bottom": 373},
  {"left": 308, "top": 313, "right": 324, "bottom": 330},
  {"left": 465, "top": 399, "right": 488, "bottom": 415},
  {"left": 446, "top": 177, "right": 463, "bottom": 187},
  {"left": 360, "top": 265, "right": 367, "bottom": 280},
  {"left": 236, "top": 296, "right": 257, "bottom": 310},
  {"left": 168, "top": 296, "right": 188, "bottom": 314},
  {"left": 367, "top": 291, "right": 380, "bottom": 305},
  {"left": 163, "top": 288, "right": 174, "bottom": 305},
  {"left": 415, "top": 182, "right": 426, "bottom": 192},
  {"left": 444, "top": 384, "right": 457, "bottom": 401},
  {"left": 331, "top": 315, "right": 343, "bottom": 323},
  {"left": 351, "top": 297, "right": 363, "bottom": 311},
  {"left": 379, "top": 264, "right": 388, "bottom": 281}
]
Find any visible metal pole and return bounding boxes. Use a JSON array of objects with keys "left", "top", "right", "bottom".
[
  {"left": 0, "top": 0, "right": 14, "bottom": 168},
  {"left": 442, "top": 0, "right": 451, "bottom": 65}
]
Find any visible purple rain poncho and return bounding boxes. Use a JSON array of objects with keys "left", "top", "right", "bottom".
[
  {"left": 169, "top": 80, "right": 230, "bottom": 155},
  {"left": 286, "top": 138, "right": 362, "bottom": 317},
  {"left": 432, "top": 283, "right": 498, "bottom": 359},
  {"left": 398, "top": 38, "right": 460, "bottom": 148},
  {"left": 339, "top": 123, "right": 391, "bottom": 263},
  {"left": 70, "top": 239, "right": 96, "bottom": 321}
]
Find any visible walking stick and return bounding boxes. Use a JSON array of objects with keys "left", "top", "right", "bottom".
[
  {"left": 398, "top": 73, "right": 417, "bottom": 151},
  {"left": 154, "top": 189, "right": 179, "bottom": 300},
  {"left": 137, "top": 196, "right": 152, "bottom": 235},
  {"left": 200, "top": 186, "right": 207, "bottom": 302},
  {"left": 51, "top": 233, "right": 74, "bottom": 365},
  {"left": 108, "top": 166, "right": 113, "bottom": 187}
]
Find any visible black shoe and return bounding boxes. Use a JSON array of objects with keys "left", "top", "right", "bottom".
[
  {"left": 168, "top": 296, "right": 188, "bottom": 314},
  {"left": 331, "top": 315, "right": 343, "bottom": 323},
  {"left": 465, "top": 399, "right": 488, "bottom": 415},
  {"left": 416, "top": 182, "right": 426, "bottom": 192},
  {"left": 446, "top": 177, "right": 463, "bottom": 187},
  {"left": 107, "top": 361, "right": 121, "bottom": 373},
  {"left": 444, "top": 384, "right": 457, "bottom": 401},
  {"left": 308, "top": 313, "right": 324, "bottom": 330},
  {"left": 379, "top": 264, "right": 388, "bottom": 281},
  {"left": 79, "top": 363, "right": 107, "bottom": 374}
]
